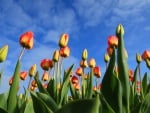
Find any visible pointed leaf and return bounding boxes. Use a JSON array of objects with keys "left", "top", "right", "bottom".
[
  {"left": 0, "top": 92, "right": 8, "bottom": 111},
  {"left": 24, "top": 100, "right": 35, "bottom": 113}
]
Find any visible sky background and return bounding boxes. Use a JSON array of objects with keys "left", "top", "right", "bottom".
[{"left": 0, "top": 0, "right": 150, "bottom": 93}]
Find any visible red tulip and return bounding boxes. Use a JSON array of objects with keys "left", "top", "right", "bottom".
[
  {"left": 71, "top": 75, "right": 79, "bottom": 84},
  {"left": 75, "top": 67, "right": 83, "bottom": 76},
  {"left": 142, "top": 50, "right": 150, "bottom": 61},
  {"left": 40, "top": 59, "right": 53, "bottom": 71},
  {"left": 93, "top": 66, "right": 101, "bottom": 78},
  {"left": 20, "top": 71, "right": 28, "bottom": 80},
  {"left": 107, "top": 35, "right": 118, "bottom": 48},
  {"left": 59, "top": 46, "right": 70, "bottom": 58}
]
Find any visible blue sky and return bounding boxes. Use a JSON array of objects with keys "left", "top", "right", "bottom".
[{"left": 0, "top": 0, "right": 150, "bottom": 93}]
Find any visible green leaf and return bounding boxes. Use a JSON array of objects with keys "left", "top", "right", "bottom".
[
  {"left": 101, "top": 49, "right": 122, "bottom": 113},
  {"left": 58, "top": 64, "right": 74, "bottom": 107},
  {"left": 30, "top": 91, "right": 53, "bottom": 113},
  {"left": 0, "top": 92, "right": 8, "bottom": 111},
  {"left": 0, "top": 108, "right": 8, "bottom": 113},
  {"left": 37, "top": 92, "right": 58, "bottom": 112},
  {"left": 24, "top": 100, "right": 35, "bottom": 113},
  {"left": 7, "top": 60, "right": 21, "bottom": 113},
  {"left": 55, "top": 95, "right": 100, "bottom": 113},
  {"left": 142, "top": 72, "right": 148, "bottom": 96},
  {"left": 117, "top": 24, "right": 130, "bottom": 113},
  {"left": 139, "top": 92, "right": 150, "bottom": 113},
  {"left": 34, "top": 71, "right": 49, "bottom": 94},
  {"left": 69, "top": 82, "right": 80, "bottom": 100}
]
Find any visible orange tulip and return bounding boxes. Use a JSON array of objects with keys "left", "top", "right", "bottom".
[
  {"left": 107, "top": 35, "right": 118, "bottom": 48},
  {"left": 59, "top": 46, "right": 70, "bottom": 58},
  {"left": 75, "top": 67, "right": 83, "bottom": 76},
  {"left": 19, "top": 31, "right": 34, "bottom": 49},
  {"left": 107, "top": 47, "right": 114, "bottom": 56},
  {"left": 142, "top": 50, "right": 150, "bottom": 61},
  {"left": 58, "top": 33, "right": 69, "bottom": 48},
  {"left": 93, "top": 66, "right": 101, "bottom": 78},
  {"left": 89, "top": 58, "right": 96, "bottom": 68},
  {"left": 80, "top": 60, "right": 88, "bottom": 68},
  {"left": 71, "top": 75, "right": 79, "bottom": 84},
  {"left": 42, "top": 71, "right": 50, "bottom": 81},
  {"left": 30, "top": 85, "right": 36, "bottom": 91},
  {"left": 20, "top": 71, "right": 28, "bottom": 80},
  {"left": 128, "top": 69, "right": 133, "bottom": 82},
  {"left": 9, "top": 76, "right": 13, "bottom": 85},
  {"left": 40, "top": 59, "right": 53, "bottom": 71},
  {"left": 31, "top": 80, "right": 37, "bottom": 87},
  {"left": 73, "top": 83, "right": 80, "bottom": 90}
]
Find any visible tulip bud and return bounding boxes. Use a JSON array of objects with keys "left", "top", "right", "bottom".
[
  {"left": 104, "top": 53, "right": 110, "bottom": 63},
  {"left": 0, "top": 45, "right": 8, "bottom": 63},
  {"left": 71, "top": 75, "right": 79, "bottom": 84},
  {"left": 59, "top": 33, "right": 69, "bottom": 48},
  {"left": 89, "top": 58, "right": 96, "bottom": 68},
  {"left": 116, "top": 24, "right": 124, "bottom": 37},
  {"left": 82, "top": 49, "right": 88, "bottom": 60},
  {"left": 128, "top": 69, "right": 133, "bottom": 82},
  {"left": 29, "top": 64, "right": 36, "bottom": 77},
  {"left": 20, "top": 71, "right": 28, "bottom": 80},
  {"left": 136, "top": 53, "right": 142, "bottom": 64},
  {"left": 9, "top": 77, "right": 13, "bottom": 85},
  {"left": 107, "top": 47, "right": 114, "bottom": 56},
  {"left": 73, "top": 83, "right": 80, "bottom": 90},
  {"left": 19, "top": 31, "right": 34, "bottom": 49},
  {"left": 107, "top": 35, "right": 118, "bottom": 48},
  {"left": 93, "top": 66, "right": 101, "bottom": 78},
  {"left": 141, "top": 50, "right": 150, "bottom": 61},
  {"left": 31, "top": 80, "right": 37, "bottom": 87},
  {"left": 59, "top": 46, "right": 70, "bottom": 58},
  {"left": 30, "top": 85, "right": 36, "bottom": 91},
  {"left": 40, "top": 59, "right": 54, "bottom": 71},
  {"left": 52, "top": 50, "right": 60, "bottom": 62},
  {"left": 42, "top": 71, "right": 50, "bottom": 81},
  {"left": 80, "top": 60, "right": 88, "bottom": 68},
  {"left": 75, "top": 67, "right": 83, "bottom": 76}
]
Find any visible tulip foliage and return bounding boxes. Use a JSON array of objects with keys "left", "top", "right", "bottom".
[{"left": 0, "top": 24, "right": 150, "bottom": 113}]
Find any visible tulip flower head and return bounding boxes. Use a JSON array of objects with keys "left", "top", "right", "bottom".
[
  {"left": 59, "top": 33, "right": 69, "bottom": 48},
  {"left": 29, "top": 64, "right": 36, "bottom": 77},
  {"left": 9, "top": 77, "right": 13, "bottom": 85},
  {"left": 71, "top": 75, "right": 79, "bottom": 84},
  {"left": 142, "top": 50, "right": 150, "bottom": 61},
  {"left": 0, "top": 45, "right": 8, "bottom": 63},
  {"left": 20, "top": 71, "right": 28, "bottom": 80},
  {"left": 93, "top": 66, "right": 101, "bottom": 78},
  {"left": 82, "top": 49, "right": 88, "bottom": 60},
  {"left": 42, "top": 71, "right": 50, "bottom": 81},
  {"left": 104, "top": 53, "right": 110, "bottom": 63},
  {"left": 59, "top": 46, "right": 70, "bottom": 58},
  {"left": 107, "top": 47, "right": 114, "bottom": 56},
  {"left": 31, "top": 80, "right": 37, "bottom": 87},
  {"left": 128, "top": 69, "right": 134, "bottom": 82},
  {"left": 80, "top": 60, "right": 88, "bottom": 68},
  {"left": 52, "top": 50, "right": 60, "bottom": 62},
  {"left": 19, "top": 31, "right": 34, "bottom": 49},
  {"left": 136, "top": 53, "right": 142, "bottom": 64},
  {"left": 107, "top": 35, "right": 118, "bottom": 48},
  {"left": 89, "top": 58, "right": 96, "bottom": 68},
  {"left": 75, "top": 67, "right": 83, "bottom": 76},
  {"left": 40, "top": 59, "right": 53, "bottom": 71}
]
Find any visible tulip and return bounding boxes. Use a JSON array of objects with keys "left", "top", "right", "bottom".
[
  {"left": 93, "top": 86, "right": 97, "bottom": 91},
  {"left": 82, "top": 49, "right": 88, "bottom": 60},
  {"left": 52, "top": 50, "right": 60, "bottom": 62},
  {"left": 116, "top": 24, "right": 124, "bottom": 37},
  {"left": 136, "top": 53, "right": 142, "bottom": 64},
  {"left": 93, "top": 66, "right": 101, "bottom": 78},
  {"left": 89, "top": 58, "right": 96, "bottom": 68},
  {"left": 0, "top": 45, "right": 8, "bottom": 63},
  {"left": 75, "top": 67, "right": 83, "bottom": 76},
  {"left": 31, "top": 80, "right": 37, "bottom": 87},
  {"left": 80, "top": 60, "right": 88, "bottom": 68},
  {"left": 107, "top": 35, "right": 118, "bottom": 48},
  {"left": 43, "top": 83, "right": 48, "bottom": 89},
  {"left": 107, "top": 47, "right": 114, "bottom": 56},
  {"left": 73, "top": 83, "right": 80, "bottom": 90},
  {"left": 58, "top": 33, "right": 69, "bottom": 48},
  {"left": 9, "top": 77, "right": 13, "bottom": 85},
  {"left": 128, "top": 69, "right": 133, "bottom": 82},
  {"left": 40, "top": 59, "right": 54, "bottom": 71},
  {"left": 20, "top": 71, "right": 28, "bottom": 80},
  {"left": 19, "top": 31, "right": 34, "bottom": 49},
  {"left": 42, "top": 71, "right": 50, "bottom": 81},
  {"left": 29, "top": 64, "right": 36, "bottom": 77},
  {"left": 30, "top": 85, "right": 36, "bottom": 91},
  {"left": 104, "top": 53, "right": 110, "bottom": 63},
  {"left": 71, "top": 75, "right": 79, "bottom": 84},
  {"left": 142, "top": 50, "right": 150, "bottom": 61},
  {"left": 59, "top": 46, "right": 70, "bottom": 58}
]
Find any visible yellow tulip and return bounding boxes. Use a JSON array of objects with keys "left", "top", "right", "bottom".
[{"left": 0, "top": 45, "right": 8, "bottom": 63}]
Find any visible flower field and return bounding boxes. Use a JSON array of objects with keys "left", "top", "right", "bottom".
[{"left": 0, "top": 24, "right": 150, "bottom": 113}]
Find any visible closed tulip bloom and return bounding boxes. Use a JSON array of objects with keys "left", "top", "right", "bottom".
[
  {"left": 30, "top": 85, "right": 36, "bottom": 91},
  {"left": 89, "top": 58, "right": 96, "bottom": 68},
  {"left": 71, "top": 76, "right": 79, "bottom": 84},
  {"left": 82, "top": 49, "right": 88, "bottom": 60},
  {"left": 59, "top": 46, "right": 70, "bottom": 58},
  {"left": 29, "top": 64, "right": 36, "bottom": 77},
  {"left": 80, "top": 60, "right": 88, "bottom": 68},
  {"left": 142, "top": 50, "right": 150, "bottom": 61},
  {"left": 9, "top": 77, "right": 13, "bottom": 85},
  {"left": 73, "top": 83, "right": 80, "bottom": 90},
  {"left": 75, "top": 67, "right": 83, "bottom": 76},
  {"left": 19, "top": 31, "right": 34, "bottom": 49},
  {"left": 31, "top": 80, "right": 37, "bottom": 87},
  {"left": 136, "top": 53, "right": 142, "bottom": 64},
  {"left": 107, "top": 35, "right": 118, "bottom": 48},
  {"left": 107, "top": 47, "right": 114, "bottom": 56},
  {"left": 40, "top": 59, "right": 54, "bottom": 71},
  {"left": 93, "top": 66, "right": 101, "bottom": 78},
  {"left": 42, "top": 71, "right": 50, "bottom": 81},
  {"left": 104, "top": 53, "right": 110, "bottom": 63},
  {"left": 0, "top": 45, "right": 8, "bottom": 63},
  {"left": 59, "top": 33, "right": 69, "bottom": 48},
  {"left": 52, "top": 50, "right": 60, "bottom": 62},
  {"left": 20, "top": 71, "right": 28, "bottom": 80},
  {"left": 116, "top": 24, "right": 124, "bottom": 37},
  {"left": 128, "top": 69, "right": 133, "bottom": 82}
]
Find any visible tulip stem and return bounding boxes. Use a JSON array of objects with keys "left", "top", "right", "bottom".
[
  {"left": 19, "top": 48, "right": 25, "bottom": 60},
  {"left": 28, "top": 77, "right": 32, "bottom": 89}
]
